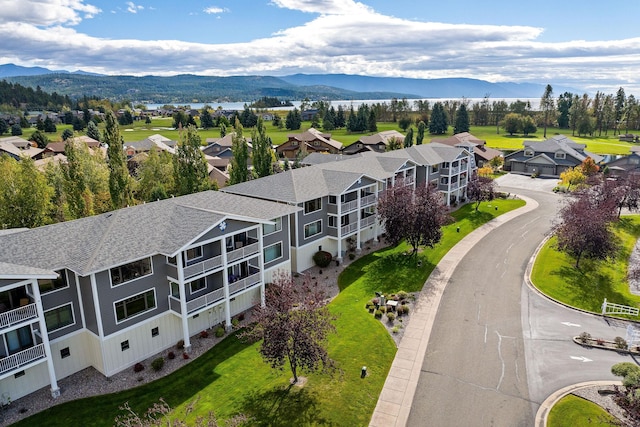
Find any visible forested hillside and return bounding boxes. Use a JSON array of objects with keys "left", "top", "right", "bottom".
[{"left": 0, "top": 80, "right": 72, "bottom": 110}]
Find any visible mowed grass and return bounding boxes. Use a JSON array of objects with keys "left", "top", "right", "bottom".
[
  {"left": 547, "top": 394, "right": 620, "bottom": 427},
  {"left": 532, "top": 216, "right": 640, "bottom": 314},
  {"left": 14, "top": 198, "right": 524, "bottom": 427}
]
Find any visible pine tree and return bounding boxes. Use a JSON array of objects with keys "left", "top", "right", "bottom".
[
  {"left": 104, "top": 111, "right": 133, "bottom": 209},
  {"left": 200, "top": 108, "right": 214, "bottom": 129},
  {"left": 323, "top": 107, "right": 335, "bottom": 131},
  {"left": 429, "top": 103, "right": 448, "bottom": 134},
  {"left": 86, "top": 120, "right": 101, "bottom": 142},
  {"left": 336, "top": 105, "right": 346, "bottom": 128},
  {"left": 404, "top": 128, "right": 414, "bottom": 148},
  {"left": 368, "top": 109, "right": 377, "bottom": 132},
  {"left": 252, "top": 117, "right": 274, "bottom": 179},
  {"left": 454, "top": 104, "right": 470, "bottom": 134},
  {"left": 416, "top": 121, "right": 426, "bottom": 145}
]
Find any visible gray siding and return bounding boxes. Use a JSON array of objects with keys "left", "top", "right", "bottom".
[
  {"left": 41, "top": 269, "right": 83, "bottom": 340},
  {"left": 297, "top": 197, "right": 327, "bottom": 246},
  {"left": 79, "top": 274, "right": 98, "bottom": 335},
  {"left": 263, "top": 215, "right": 291, "bottom": 269},
  {"left": 193, "top": 219, "right": 255, "bottom": 246}
]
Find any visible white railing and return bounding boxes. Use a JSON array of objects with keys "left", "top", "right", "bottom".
[
  {"left": 602, "top": 298, "right": 639, "bottom": 316},
  {"left": 361, "top": 215, "right": 376, "bottom": 227},
  {"left": 183, "top": 255, "right": 223, "bottom": 280},
  {"left": 405, "top": 176, "right": 415, "bottom": 186},
  {"left": 0, "top": 303, "right": 38, "bottom": 330},
  {"left": 227, "top": 242, "right": 259, "bottom": 263},
  {"left": 341, "top": 199, "right": 358, "bottom": 213},
  {"left": 341, "top": 222, "right": 359, "bottom": 235},
  {"left": 168, "top": 295, "right": 181, "bottom": 313},
  {"left": 186, "top": 288, "right": 225, "bottom": 313},
  {"left": 361, "top": 194, "right": 377, "bottom": 207},
  {"left": 0, "top": 344, "right": 46, "bottom": 375},
  {"left": 229, "top": 273, "right": 261, "bottom": 295},
  {"left": 450, "top": 182, "right": 459, "bottom": 190}
]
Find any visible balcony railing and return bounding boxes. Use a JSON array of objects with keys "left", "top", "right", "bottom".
[
  {"left": 341, "top": 199, "right": 358, "bottom": 213},
  {"left": 229, "top": 273, "right": 261, "bottom": 295},
  {"left": 361, "top": 194, "right": 377, "bottom": 207},
  {"left": 0, "top": 344, "right": 46, "bottom": 375},
  {"left": 168, "top": 288, "right": 225, "bottom": 315},
  {"left": 182, "top": 255, "right": 223, "bottom": 280},
  {"left": 341, "top": 222, "right": 359, "bottom": 236},
  {"left": 227, "top": 242, "right": 259, "bottom": 263},
  {"left": 0, "top": 303, "right": 38, "bottom": 331},
  {"left": 361, "top": 215, "right": 376, "bottom": 227}
]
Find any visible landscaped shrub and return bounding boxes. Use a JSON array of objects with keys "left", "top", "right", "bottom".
[
  {"left": 182, "top": 352, "right": 189, "bottom": 360},
  {"left": 312, "top": 250, "right": 333, "bottom": 268},
  {"left": 578, "top": 332, "right": 591, "bottom": 344},
  {"left": 167, "top": 351, "right": 176, "bottom": 360},
  {"left": 596, "top": 338, "right": 605, "bottom": 346},
  {"left": 396, "top": 290, "right": 409, "bottom": 300},
  {"left": 133, "top": 363, "right": 144, "bottom": 373},
  {"left": 176, "top": 339, "right": 185, "bottom": 350},
  {"left": 615, "top": 336, "right": 628, "bottom": 349},
  {"left": 396, "top": 305, "right": 406, "bottom": 316},
  {"left": 215, "top": 326, "right": 225, "bottom": 337},
  {"left": 238, "top": 313, "right": 245, "bottom": 321},
  {"left": 151, "top": 357, "right": 165, "bottom": 371},
  {"left": 374, "top": 309, "right": 383, "bottom": 319},
  {"left": 392, "top": 326, "right": 401, "bottom": 334},
  {"left": 231, "top": 318, "right": 239, "bottom": 327},
  {"left": 348, "top": 253, "right": 356, "bottom": 261},
  {"left": 365, "top": 301, "right": 374, "bottom": 311},
  {"left": 386, "top": 312, "right": 396, "bottom": 323},
  {"left": 379, "top": 305, "right": 386, "bottom": 313},
  {"left": 199, "top": 330, "right": 209, "bottom": 339}
]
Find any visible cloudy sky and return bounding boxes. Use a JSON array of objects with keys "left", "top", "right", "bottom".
[{"left": 2, "top": 0, "right": 640, "bottom": 93}]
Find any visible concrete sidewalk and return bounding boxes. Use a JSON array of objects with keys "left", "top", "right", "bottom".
[{"left": 369, "top": 196, "right": 539, "bottom": 426}]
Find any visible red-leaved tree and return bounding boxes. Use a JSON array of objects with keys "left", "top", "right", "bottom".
[
  {"left": 240, "top": 271, "right": 336, "bottom": 384},
  {"left": 466, "top": 175, "right": 496, "bottom": 211}
]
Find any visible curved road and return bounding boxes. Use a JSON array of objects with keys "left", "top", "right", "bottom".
[{"left": 407, "top": 181, "right": 634, "bottom": 426}]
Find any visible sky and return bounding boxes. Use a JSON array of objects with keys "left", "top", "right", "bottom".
[{"left": 2, "top": 0, "right": 640, "bottom": 93}]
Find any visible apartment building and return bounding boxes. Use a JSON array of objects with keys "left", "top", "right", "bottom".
[{"left": 0, "top": 191, "right": 298, "bottom": 402}]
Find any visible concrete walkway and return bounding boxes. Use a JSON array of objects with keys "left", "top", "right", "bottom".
[{"left": 369, "top": 195, "right": 539, "bottom": 427}]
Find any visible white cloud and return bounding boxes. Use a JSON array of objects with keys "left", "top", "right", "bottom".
[
  {"left": 126, "top": 1, "right": 143, "bottom": 14},
  {"left": 270, "top": 0, "right": 371, "bottom": 15},
  {"left": 0, "top": 0, "right": 101, "bottom": 26},
  {"left": 204, "top": 6, "right": 229, "bottom": 14}
]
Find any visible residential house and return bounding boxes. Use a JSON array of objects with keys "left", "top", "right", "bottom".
[
  {"left": 0, "top": 136, "right": 44, "bottom": 160},
  {"left": 0, "top": 191, "right": 299, "bottom": 402},
  {"left": 431, "top": 132, "right": 502, "bottom": 167},
  {"left": 203, "top": 133, "right": 253, "bottom": 160},
  {"left": 124, "top": 134, "right": 176, "bottom": 159},
  {"left": 604, "top": 147, "right": 640, "bottom": 179},
  {"left": 276, "top": 128, "right": 344, "bottom": 159},
  {"left": 504, "top": 135, "right": 603, "bottom": 177},
  {"left": 341, "top": 130, "right": 405, "bottom": 155}
]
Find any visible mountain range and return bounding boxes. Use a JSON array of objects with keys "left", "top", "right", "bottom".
[{"left": 0, "top": 63, "right": 577, "bottom": 104}]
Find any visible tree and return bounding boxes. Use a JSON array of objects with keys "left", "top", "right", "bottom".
[
  {"left": 11, "top": 124, "right": 22, "bottom": 136},
  {"left": 228, "top": 119, "right": 250, "bottom": 185},
  {"left": 172, "top": 110, "right": 189, "bottom": 129},
  {"left": 492, "top": 100, "right": 508, "bottom": 134},
  {"left": 118, "top": 110, "right": 134, "bottom": 126},
  {"left": 104, "top": 111, "right": 133, "bottom": 209},
  {"left": 559, "top": 167, "right": 586, "bottom": 191},
  {"left": 251, "top": 117, "right": 273, "bottom": 179},
  {"left": 322, "top": 107, "right": 335, "bottom": 131},
  {"left": 335, "top": 105, "right": 346, "bottom": 128},
  {"left": 200, "top": 108, "right": 214, "bottom": 129},
  {"left": 0, "top": 118, "right": 7, "bottom": 135},
  {"left": 220, "top": 123, "right": 227, "bottom": 137},
  {"left": 0, "top": 155, "right": 53, "bottom": 228},
  {"left": 240, "top": 271, "right": 336, "bottom": 384},
  {"left": 43, "top": 116, "right": 57, "bottom": 133},
  {"left": 136, "top": 150, "right": 175, "bottom": 202},
  {"left": 554, "top": 190, "right": 618, "bottom": 269},
  {"left": 502, "top": 113, "right": 522, "bottom": 135},
  {"left": 377, "top": 181, "right": 450, "bottom": 255},
  {"left": 386, "top": 137, "right": 403, "bottom": 151},
  {"left": 30, "top": 130, "right": 49, "bottom": 148},
  {"left": 173, "top": 125, "right": 210, "bottom": 196},
  {"left": 556, "top": 92, "right": 573, "bottom": 129},
  {"left": 398, "top": 116, "right": 412, "bottom": 132},
  {"left": 428, "top": 102, "right": 448, "bottom": 134},
  {"left": 453, "top": 103, "right": 470, "bottom": 134},
  {"left": 285, "top": 108, "right": 302, "bottom": 130},
  {"left": 86, "top": 120, "right": 101, "bottom": 142},
  {"left": 61, "top": 128, "right": 74, "bottom": 141},
  {"left": 540, "top": 84, "right": 554, "bottom": 138},
  {"left": 416, "top": 120, "right": 426, "bottom": 145},
  {"left": 488, "top": 156, "right": 503, "bottom": 172},
  {"left": 272, "top": 114, "right": 282, "bottom": 129},
  {"left": 521, "top": 116, "right": 537, "bottom": 136},
  {"left": 580, "top": 156, "right": 599, "bottom": 176},
  {"left": 404, "top": 128, "right": 414, "bottom": 148},
  {"left": 466, "top": 175, "right": 495, "bottom": 211},
  {"left": 72, "top": 116, "right": 86, "bottom": 131},
  {"left": 62, "top": 139, "right": 92, "bottom": 219},
  {"left": 367, "top": 109, "right": 377, "bottom": 132}
]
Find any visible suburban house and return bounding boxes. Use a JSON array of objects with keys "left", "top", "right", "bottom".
[
  {"left": 275, "top": 128, "right": 343, "bottom": 159},
  {"left": 0, "top": 191, "right": 299, "bottom": 402},
  {"left": 44, "top": 137, "right": 101, "bottom": 158},
  {"left": 341, "top": 130, "right": 405, "bottom": 155},
  {"left": 124, "top": 134, "right": 176, "bottom": 159},
  {"left": 0, "top": 136, "right": 44, "bottom": 160},
  {"left": 224, "top": 143, "right": 473, "bottom": 272},
  {"left": 504, "top": 135, "right": 603, "bottom": 177},
  {"left": 431, "top": 132, "right": 502, "bottom": 167},
  {"left": 203, "top": 133, "right": 253, "bottom": 161},
  {"left": 604, "top": 147, "right": 640, "bottom": 179}
]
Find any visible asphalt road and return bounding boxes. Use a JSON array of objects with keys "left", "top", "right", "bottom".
[{"left": 406, "top": 180, "right": 634, "bottom": 427}]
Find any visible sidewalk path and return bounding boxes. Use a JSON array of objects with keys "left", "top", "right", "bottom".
[{"left": 369, "top": 195, "right": 538, "bottom": 426}]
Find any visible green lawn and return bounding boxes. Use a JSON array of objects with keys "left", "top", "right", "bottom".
[
  {"left": 532, "top": 216, "right": 640, "bottom": 314},
  {"left": 547, "top": 394, "right": 620, "bottom": 427},
  {"left": 14, "top": 199, "right": 524, "bottom": 427}
]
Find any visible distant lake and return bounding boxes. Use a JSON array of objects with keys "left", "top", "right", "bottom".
[{"left": 143, "top": 98, "right": 540, "bottom": 111}]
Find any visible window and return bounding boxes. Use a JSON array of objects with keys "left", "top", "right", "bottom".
[
  {"left": 328, "top": 215, "right": 337, "bottom": 228},
  {"left": 38, "top": 270, "right": 68, "bottom": 294},
  {"left": 189, "top": 278, "right": 206, "bottom": 294},
  {"left": 60, "top": 347, "right": 71, "bottom": 358},
  {"left": 45, "top": 304, "right": 74, "bottom": 332},
  {"left": 121, "top": 340, "right": 129, "bottom": 351},
  {"left": 263, "top": 217, "right": 282, "bottom": 235},
  {"left": 440, "top": 177, "right": 449, "bottom": 184},
  {"left": 151, "top": 327, "right": 159, "bottom": 337},
  {"left": 167, "top": 255, "right": 177, "bottom": 265},
  {"left": 554, "top": 152, "right": 566, "bottom": 159},
  {"left": 341, "top": 215, "right": 350, "bottom": 226},
  {"left": 304, "top": 198, "right": 322, "bottom": 214},
  {"left": 263, "top": 242, "right": 283, "bottom": 263},
  {"left": 115, "top": 290, "right": 156, "bottom": 323},
  {"left": 304, "top": 220, "right": 322, "bottom": 238},
  {"left": 328, "top": 195, "right": 337, "bottom": 205},
  {"left": 110, "top": 258, "right": 152, "bottom": 286},
  {"left": 524, "top": 149, "right": 534, "bottom": 157},
  {"left": 186, "top": 246, "right": 203, "bottom": 261}
]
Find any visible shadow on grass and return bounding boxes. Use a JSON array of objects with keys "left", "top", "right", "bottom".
[
  {"left": 239, "top": 383, "right": 335, "bottom": 427},
  {"left": 617, "top": 217, "right": 640, "bottom": 237},
  {"left": 551, "top": 265, "right": 628, "bottom": 312}
]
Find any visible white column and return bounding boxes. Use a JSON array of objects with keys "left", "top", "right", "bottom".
[
  {"left": 257, "top": 225, "right": 266, "bottom": 308},
  {"left": 176, "top": 252, "right": 191, "bottom": 351},
  {"left": 336, "top": 196, "right": 343, "bottom": 262},
  {"left": 89, "top": 273, "right": 107, "bottom": 373},
  {"left": 31, "top": 279, "right": 59, "bottom": 398},
  {"left": 356, "top": 191, "right": 362, "bottom": 251},
  {"left": 222, "top": 242, "right": 232, "bottom": 330}
]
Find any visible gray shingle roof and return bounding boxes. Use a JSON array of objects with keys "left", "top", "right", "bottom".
[
  {"left": 0, "top": 191, "right": 299, "bottom": 276},
  {"left": 0, "top": 262, "right": 57, "bottom": 279}
]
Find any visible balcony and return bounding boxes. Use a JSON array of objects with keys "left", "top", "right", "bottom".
[
  {"left": 227, "top": 242, "right": 259, "bottom": 263},
  {"left": 0, "top": 344, "right": 46, "bottom": 376},
  {"left": 341, "top": 199, "right": 359, "bottom": 213},
  {"left": 182, "top": 255, "right": 223, "bottom": 280},
  {"left": 341, "top": 222, "right": 359, "bottom": 236},
  {"left": 229, "top": 272, "right": 261, "bottom": 295},
  {"left": 0, "top": 303, "right": 38, "bottom": 332},
  {"left": 361, "top": 215, "right": 376, "bottom": 227},
  {"left": 168, "top": 287, "right": 225, "bottom": 315},
  {"left": 361, "top": 194, "right": 377, "bottom": 207}
]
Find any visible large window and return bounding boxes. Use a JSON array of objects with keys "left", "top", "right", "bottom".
[
  {"left": 554, "top": 152, "right": 566, "bottom": 159},
  {"left": 38, "top": 270, "right": 68, "bottom": 294},
  {"left": 304, "top": 198, "right": 322, "bottom": 214},
  {"left": 110, "top": 258, "right": 152, "bottom": 286},
  {"left": 45, "top": 304, "right": 74, "bottom": 332},
  {"left": 263, "top": 217, "right": 282, "bottom": 235},
  {"left": 328, "top": 215, "right": 337, "bottom": 228},
  {"left": 186, "top": 246, "right": 203, "bottom": 261},
  {"left": 115, "top": 290, "right": 156, "bottom": 323},
  {"left": 264, "top": 242, "right": 283, "bottom": 263},
  {"left": 304, "top": 220, "right": 322, "bottom": 239},
  {"left": 189, "top": 278, "right": 207, "bottom": 294}
]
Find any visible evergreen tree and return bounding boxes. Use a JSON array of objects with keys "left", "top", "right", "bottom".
[
  {"left": 118, "top": 110, "right": 134, "bottom": 125},
  {"left": 43, "top": 116, "right": 57, "bottom": 133},
  {"left": 323, "top": 107, "right": 335, "bottom": 131},
  {"left": 0, "top": 119, "right": 7, "bottom": 135},
  {"left": 346, "top": 106, "right": 357, "bottom": 132},
  {"left": 220, "top": 123, "right": 227, "bottom": 137},
  {"left": 62, "top": 128, "right": 74, "bottom": 141},
  {"left": 368, "top": 109, "right": 377, "bottom": 132},
  {"left": 104, "top": 111, "right": 133, "bottom": 209},
  {"left": 285, "top": 108, "right": 302, "bottom": 130},
  {"left": 336, "top": 105, "right": 346, "bottom": 128},
  {"left": 200, "top": 108, "right": 214, "bottom": 129},
  {"left": 416, "top": 120, "right": 426, "bottom": 145},
  {"left": 283, "top": 159, "right": 290, "bottom": 171},
  {"left": 272, "top": 114, "right": 282, "bottom": 128},
  {"left": 86, "top": 120, "right": 101, "bottom": 142},
  {"left": 36, "top": 117, "right": 45, "bottom": 131},
  {"left": 145, "top": 115, "right": 152, "bottom": 124},
  {"left": 173, "top": 125, "right": 210, "bottom": 196},
  {"left": 229, "top": 119, "right": 250, "bottom": 185},
  {"left": 11, "top": 124, "right": 22, "bottom": 136},
  {"left": 30, "top": 130, "right": 49, "bottom": 148},
  {"left": 172, "top": 110, "right": 188, "bottom": 129},
  {"left": 404, "top": 128, "right": 414, "bottom": 148},
  {"left": 429, "top": 102, "right": 448, "bottom": 134},
  {"left": 252, "top": 117, "right": 274, "bottom": 179},
  {"left": 19, "top": 115, "right": 29, "bottom": 129},
  {"left": 72, "top": 116, "right": 86, "bottom": 131},
  {"left": 187, "top": 114, "right": 197, "bottom": 127},
  {"left": 454, "top": 103, "right": 470, "bottom": 134},
  {"left": 540, "top": 84, "right": 554, "bottom": 138}
]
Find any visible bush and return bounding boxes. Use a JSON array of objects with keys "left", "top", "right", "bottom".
[
  {"left": 386, "top": 312, "right": 396, "bottom": 323},
  {"left": 215, "top": 326, "right": 225, "bottom": 337},
  {"left": 176, "top": 339, "right": 185, "bottom": 350},
  {"left": 396, "top": 290, "right": 409, "bottom": 301},
  {"left": 167, "top": 351, "right": 176, "bottom": 360},
  {"left": 392, "top": 326, "right": 401, "bottom": 334},
  {"left": 396, "top": 305, "right": 406, "bottom": 316},
  {"left": 182, "top": 352, "right": 189, "bottom": 360},
  {"left": 365, "top": 301, "right": 374, "bottom": 310},
  {"left": 133, "top": 363, "right": 144, "bottom": 373},
  {"left": 578, "top": 332, "right": 591, "bottom": 344},
  {"left": 596, "top": 338, "right": 605, "bottom": 345},
  {"left": 374, "top": 309, "right": 383, "bottom": 319},
  {"left": 151, "top": 357, "right": 165, "bottom": 372},
  {"left": 312, "top": 250, "right": 333, "bottom": 268},
  {"left": 615, "top": 336, "right": 628, "bottom": 349},
  {"left": 348, "top": 253, "right": 356, "bottom": 261},
  {"left": 379, "top": 306, "right": 386, "bottom": 313},
  {"left": 199, "top": 330, "right": 209, "bottom": 339},
  {"left": 238, "top": 313, "right": 245, "bottom": 321},
  {"left": 231, "top": 318, "right": 239, "bottom": 327}
]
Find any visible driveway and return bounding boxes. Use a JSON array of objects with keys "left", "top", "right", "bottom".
[{"left": 494, "top": 173, "right": 558, "bottom": 193}]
